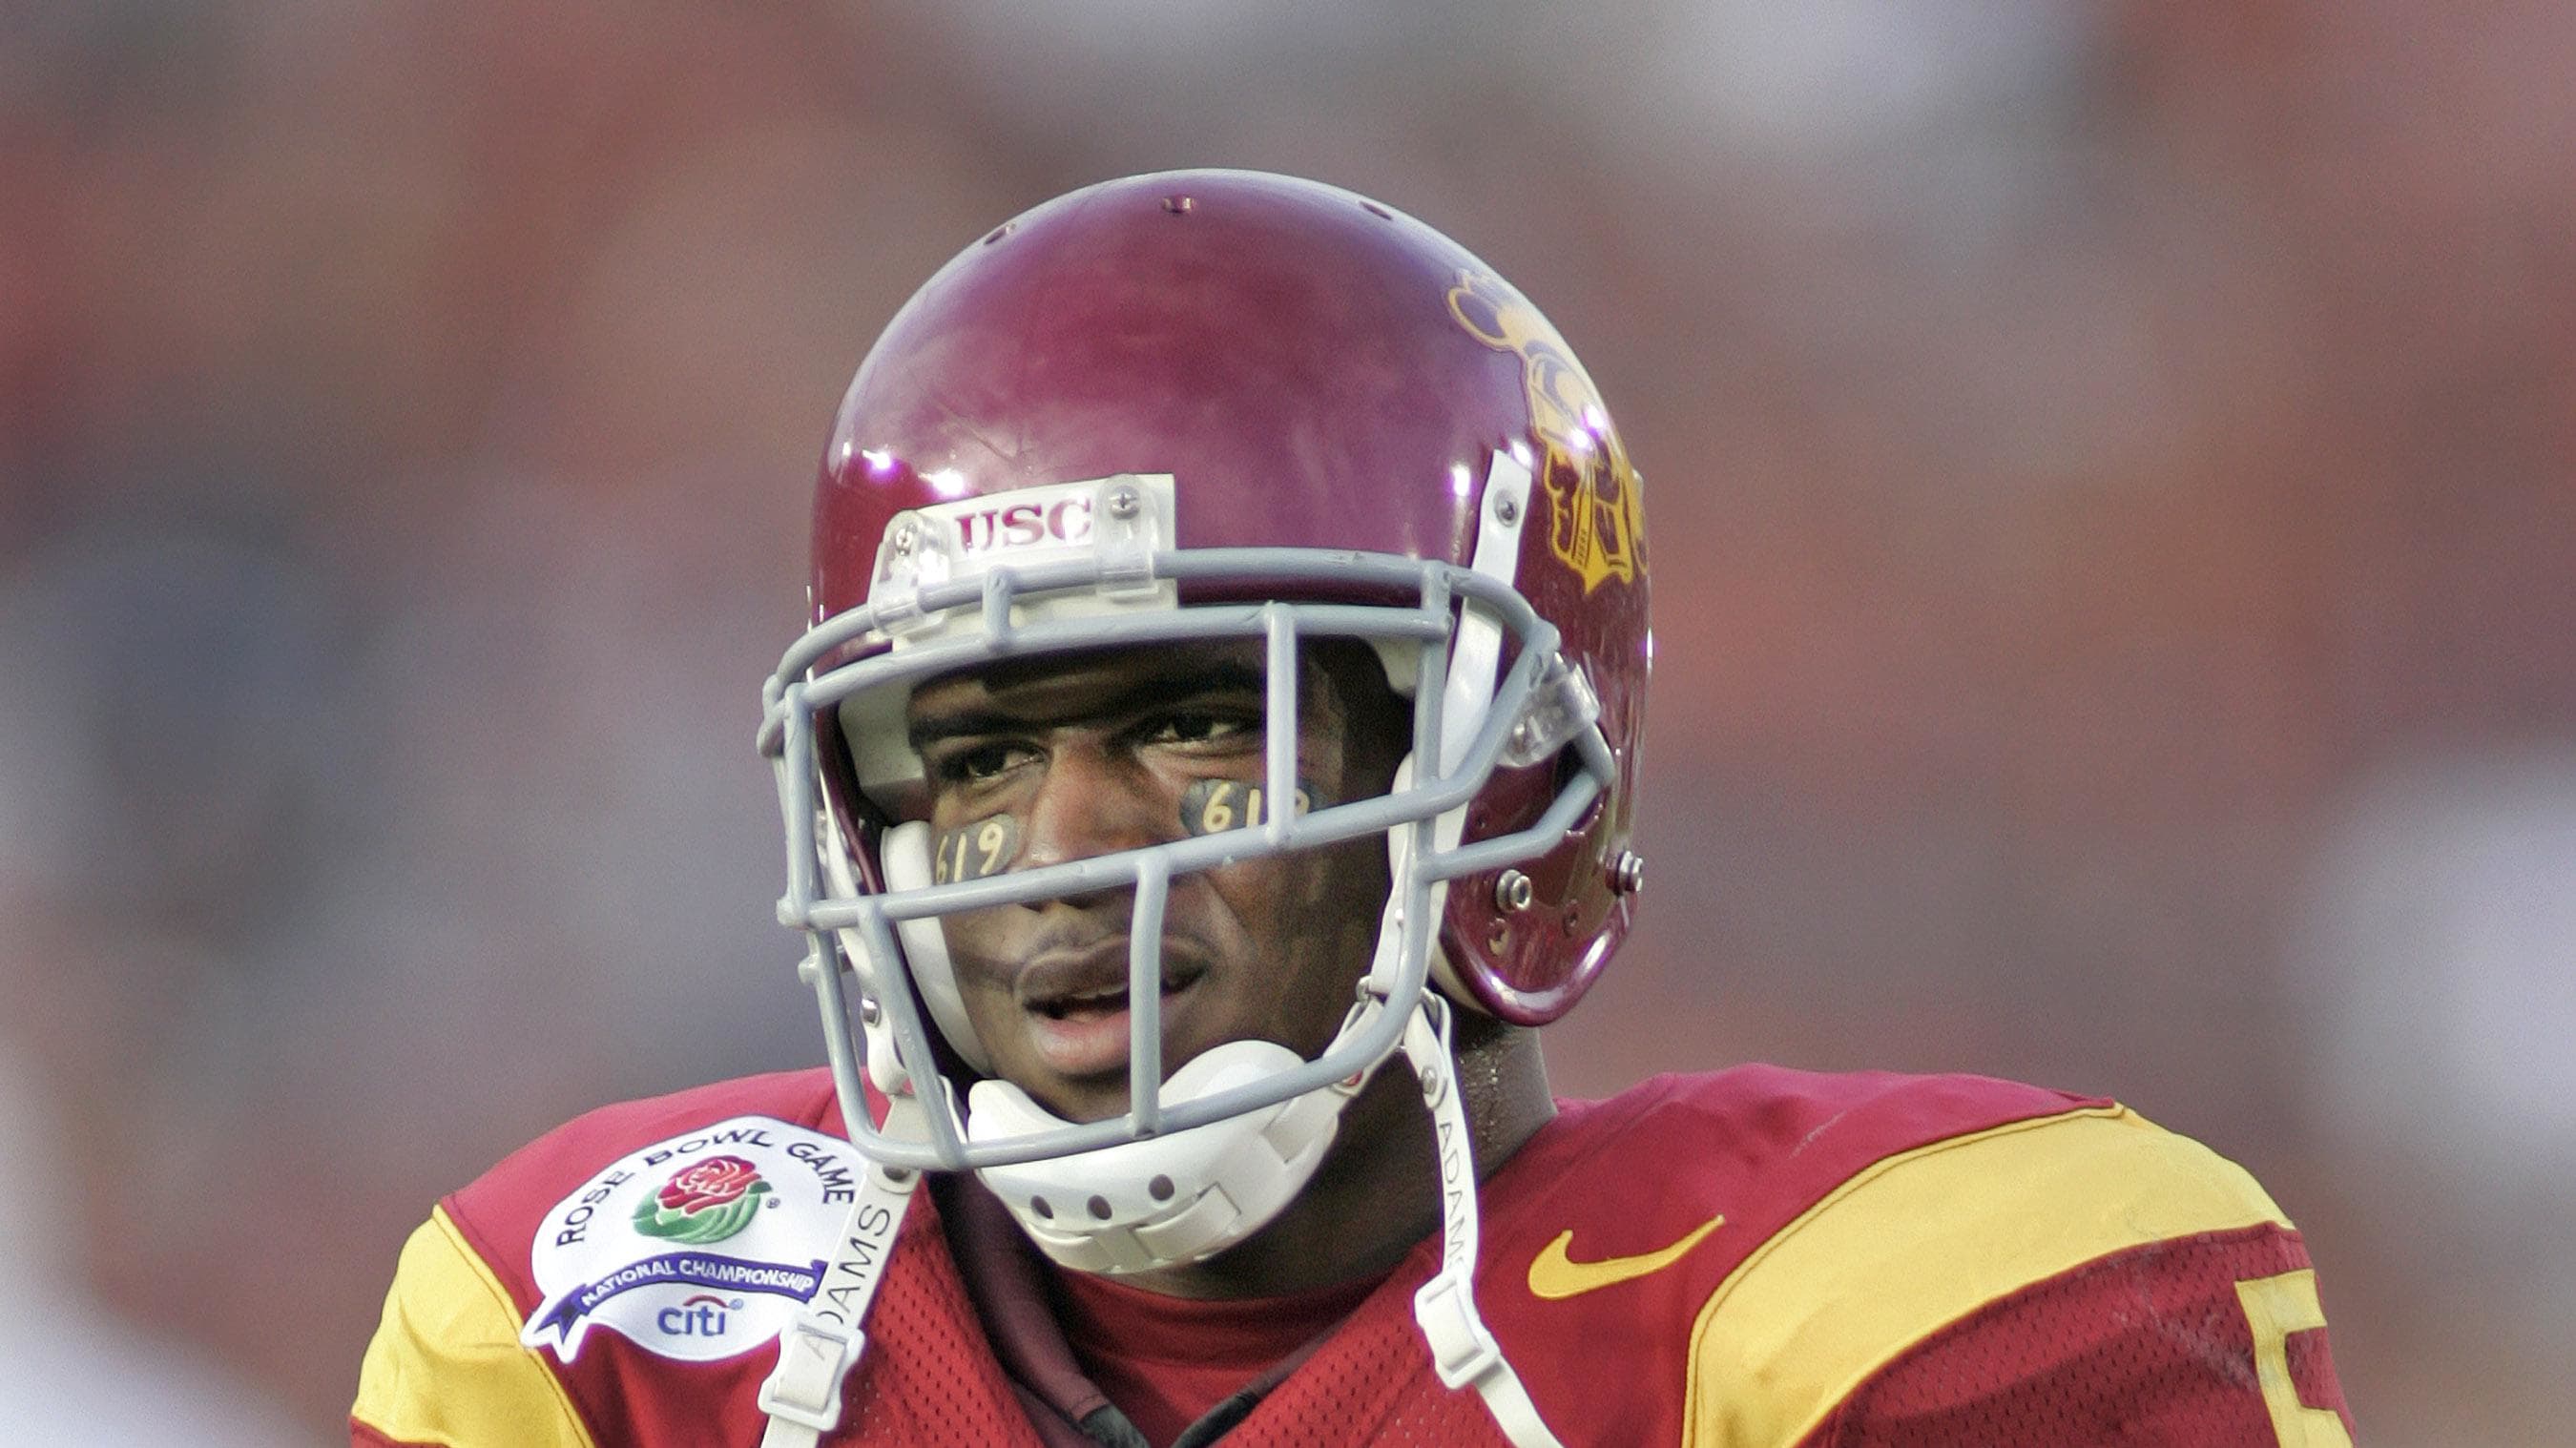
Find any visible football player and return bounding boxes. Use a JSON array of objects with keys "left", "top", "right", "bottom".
[{"left": 354, "top": 170, "right": 2354, "bottom": 1447}]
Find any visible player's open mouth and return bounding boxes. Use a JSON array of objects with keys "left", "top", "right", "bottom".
[
  {"left": 1026, "top": 977, "right": 1197, "bottom": 1078},
  {"left": 1035, "top": 978, "right": 1182, "bottom": 1020}
]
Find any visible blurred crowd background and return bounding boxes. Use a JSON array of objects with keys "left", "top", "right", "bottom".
[{"left": 3, "top": 2, "right": 2570, "bottom": 1442}]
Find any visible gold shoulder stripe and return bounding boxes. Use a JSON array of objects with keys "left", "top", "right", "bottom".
[
  {"left": 1681, "top": 1105, "right": 2289, "bottom": 1448},
  {"left": 352, "top": 1207, "right": 597, "bottom": 1448}
]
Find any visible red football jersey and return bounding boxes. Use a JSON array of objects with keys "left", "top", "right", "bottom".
[{"left": 352, "top": 1066, "right": 2351, "bottom": 1446}]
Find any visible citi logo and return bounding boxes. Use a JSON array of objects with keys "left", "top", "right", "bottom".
[
  {"left": 956, "top": 496, "right": 1093, "bottom": 554},
  {"left": 656, "top": 1293, "right": 745, "bottom": 1337}
]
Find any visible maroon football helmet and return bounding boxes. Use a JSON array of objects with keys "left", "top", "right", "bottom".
[
  {"left": 762, "top": 167, "right": 1646, "bottom": 1192},
  {"left": 753, "top": 169, "right": 1647, "bottom": 1443}
]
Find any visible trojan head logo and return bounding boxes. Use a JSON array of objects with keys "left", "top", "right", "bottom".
[{"left": 1446, "top": 271, "right": 1644, "bottom": 592}]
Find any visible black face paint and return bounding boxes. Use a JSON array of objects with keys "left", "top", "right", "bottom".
[
  {"left": 931, "top": 815, "right": 1022, "bottom": 884},
  {"left": 1178, "top": 777, "right": 1320, "bottom": 837}
]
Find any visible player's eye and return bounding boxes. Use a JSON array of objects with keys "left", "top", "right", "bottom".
[
  {"left": 1138, "top": 710, "right": 1256, "bottom": 749},
  {"left": 927, "top": 740, "right": 1033, "bottom": 785}
]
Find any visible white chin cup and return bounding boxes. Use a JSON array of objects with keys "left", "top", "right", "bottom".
[{"left": 967, "top": 1039, "right": 1345, "bottom": 1274}]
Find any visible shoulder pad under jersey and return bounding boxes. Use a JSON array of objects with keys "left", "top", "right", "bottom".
[{"left": 1466, "top": 1067, "right": 2290, "bottom": 1447}]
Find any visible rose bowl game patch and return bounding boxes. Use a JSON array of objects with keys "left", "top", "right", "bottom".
[{"left": 521, "top": 1115, "right": 862, "bottom": 1362}]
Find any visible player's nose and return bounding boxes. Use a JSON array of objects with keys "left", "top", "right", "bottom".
[{"left": 1013, "top": 742, "right": 1172, "bottom": 878}]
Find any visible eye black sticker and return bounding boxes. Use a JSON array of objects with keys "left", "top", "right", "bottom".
[
  {"left": 1178, "top": 778, "right": 1319, "bottom": 837},
  {"left": 931, "top": 815, "right": 1022, "bottom": 884}
]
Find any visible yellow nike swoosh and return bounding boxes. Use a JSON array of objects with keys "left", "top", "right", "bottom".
[{"left": 1527, "top": 1213, "right": 1727, "bottom": 1300}]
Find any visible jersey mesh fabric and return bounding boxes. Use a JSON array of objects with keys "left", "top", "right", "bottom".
[
  {"left": 1052, "top": 1262, "right": 1387, "bottom": 1444},
  {"left": 1213, "top": 1276, "right": 1511, "bottom": 1448},
  {"left": 832, "top": 1218, "right": 1049, "bottom": 1447},
  {"left": 1797, "top": 1224, "right": 2353, "bottom": 1447}
]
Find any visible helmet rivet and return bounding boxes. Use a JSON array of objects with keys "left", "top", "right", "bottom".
[
  {"left": 1162, "top": 195, "right": 1194, "bottom": 214},
  {"left": 1493, "top": 493, "right": 1519, "bottom": 526},
  {"left": 892, "top": 522, "right": 916, "bottom": 555},
  {"left": 1611, "top": 850, "right": 1646, "bottom": 895},
  {"left": 858, "top": 996, "right": 883, "bottom": 1026},
  {"left": 1494, "top": 869, "right": 1534, "bottom": 913},
  {"left": 1107, "top": 485, "right": 1141, "bottom": 520},
  {"left": 1486, "top": 920, "right": 1510, "bottom": 953}
]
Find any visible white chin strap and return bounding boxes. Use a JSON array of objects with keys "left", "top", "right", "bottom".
[
  {"left": 1400, "top": 994, "right": 1565, "bottom": 1448},
  {"left": 758, "top": 1095, "right": 928, "bottom": 1448}
]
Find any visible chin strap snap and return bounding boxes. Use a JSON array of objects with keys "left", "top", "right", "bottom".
[
  {"left": 758, "top": 1095, "right": 928, "bottom": 1448},
  {"left": 1402, "top": 997, "right": 1567, "bottom": 1448}
]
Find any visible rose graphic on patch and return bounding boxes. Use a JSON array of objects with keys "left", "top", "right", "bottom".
[{"left": 632, "top": 1155, "right": 772, "bottom": 1245}]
